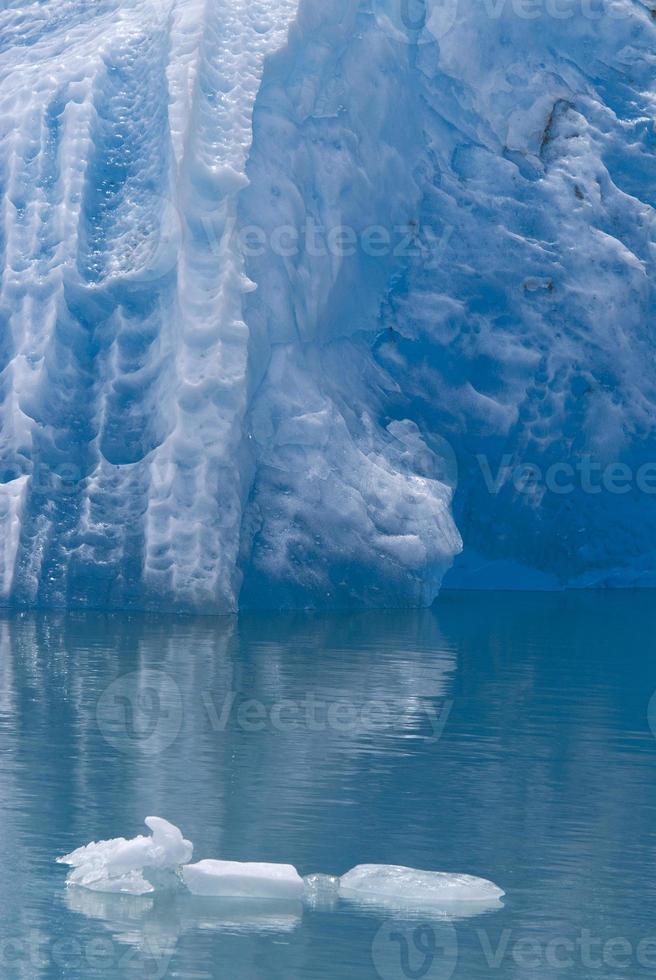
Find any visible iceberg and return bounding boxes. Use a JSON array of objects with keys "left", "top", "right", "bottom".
[
  {"left": 181, "top": 860, "right": 304, "bottom": 900},
  {"left": 339, "top": 865, "right": 504, "bottom": 910},
  {"left": 57, "top": 817, "right": 193, "bottom": 895},
  {"left": 2, "top": 0, "right": 652, "bottom": 609}
]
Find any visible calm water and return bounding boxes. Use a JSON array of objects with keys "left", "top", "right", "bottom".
[{"left": 1, "top": 592, "right": 655, "bottom": 979}]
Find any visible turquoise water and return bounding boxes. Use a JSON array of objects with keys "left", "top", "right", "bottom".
[{"left": 1, "top": 592, "right": 656, "bottom": 979}]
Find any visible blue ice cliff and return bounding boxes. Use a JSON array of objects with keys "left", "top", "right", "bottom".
[{"left": 0, "top": 0, "right": 654, "bottom": 610}]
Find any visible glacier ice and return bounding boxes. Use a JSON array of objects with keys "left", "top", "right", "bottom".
[
  {"left": 181, "top": 859, "right": 305, "bottom": 899},
  {"left": 57, "top": 816, "right": 193, "bottom": 894},
  {"left": 59, "top": 819, "right": 503, "bottom": 916},
  {"left": 59, "top": 818, "right": 305, "bottom": 899},
  {"left": 0, "top": 0, "right": 654, "bottom": 609},
  {"left": 339, "top": 865, "right": 504, "bottom": 909}
]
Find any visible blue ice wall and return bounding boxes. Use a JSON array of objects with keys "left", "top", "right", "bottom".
[{"left": 0, "top": 0, "right": 654, "bottom": 609}]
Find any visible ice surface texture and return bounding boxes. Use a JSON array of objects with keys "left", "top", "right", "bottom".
[
  {"left": 59, "top": 818, "right": 306, "bottom": 898},
  {"left": 0, "top": 0, "right": 654, "bottom": 609},
  {"left": 340, "top": 865, "right": 504, "bottom": 905},
  {"left": 57, "top": 817, "right": 193, "bottom": 894},
  {"left": 59, "top": 819, "right": 503, "bottom": 911},
  {"left": 182, "top": 860, "right": 304, "bottom": 899}
]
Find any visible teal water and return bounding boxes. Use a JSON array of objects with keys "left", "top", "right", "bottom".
[{"left": 1, "top": 592, "right": 655, "bottom": 979}]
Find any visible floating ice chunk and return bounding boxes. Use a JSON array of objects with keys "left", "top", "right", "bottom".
[
  {"left": 303, "top": 873, "right": 340, "bottom": 897},
  {"left": 182, "top": 860, "right": 304, "bottom": 900},
  {"left": 303, "top": 873, "right": 341, "bottom": 910},
  {"left": 339, "top": 865, "right": 504, "bottom": 908},
  {"left": 58, "top": 817, "right": 193, "bottom": 895},
  {"left": 58, "top": 818, "right": 502, "bottom": 921}
]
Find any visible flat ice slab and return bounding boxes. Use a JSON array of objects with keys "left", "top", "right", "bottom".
[
  {"left": 57, "top": 817, "right": 193, "bottom": 895},
  {"left": 182, "top": 860, "right": 304, "bottom": 900},
  {"left": 339, "top": 865, "right": 504, "bottom": 904}
]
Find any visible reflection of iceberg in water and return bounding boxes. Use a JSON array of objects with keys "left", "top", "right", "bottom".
[
  {"left": 60, "top": 819, "right": 305, "bottom": 946},
  {"left": 61, "top": 818, "right": 503, "bottom": 930},
  {"left": 180, "top": 896, "right": 303, "bottom": 934},
  {"left": 64, "top": 864, "right": 499, "bottom": 961},
  {"left": 30, "top": 609, "right": 459, "bottom": 883},
  {"left": 63, "top": 888, "right": 302, "bottom": 980},
  {"left": 338, "top": 890, "right": 504, "bottom": 920},
  {"left": 64, "top": 885, "right": 303, "bottom": 958},
  {"left": 63, "top": 888, "right": 181, "bottom": 980}
]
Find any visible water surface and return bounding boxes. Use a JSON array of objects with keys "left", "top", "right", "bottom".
[{"left": 1, "top": 591, "right": 655, "bottom": 978}]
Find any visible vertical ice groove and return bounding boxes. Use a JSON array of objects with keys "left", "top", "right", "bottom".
[
  {"left": 0, "top": 0, "right": 182, "bottom": 606},
  {"left": 0, "top": 476, "right": 28, "bottom": 597},
  {"left": 0, "top": 0, "right": 300, "bottom": 610},
  {"left": 58, "top": 9, "right": 180, "bottom": 608},
  {"left": 0, "top": 34, "right": 93, "bottom": 599},
  {"left": 141, "top": 0, "right": 298, "bottom": 610},
  {"left": 164, "top": 0, "right": 207, "bottom": 167}
]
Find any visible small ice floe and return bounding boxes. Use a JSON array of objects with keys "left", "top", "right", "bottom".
[
  {"left": 57, "top": 817, "right": 193, "bottom": 895},
  {"left": 59, "top": 819, "right": 504, "bottom": 920},
  {"left": 59, "top": 818, "right": 304, "bottom": 903},
  {"left": 339, "top": 865, "right": 504, "bottom": 914},
  {"left": 181, "top": 860, "right": 304, "bottom": 900}
]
